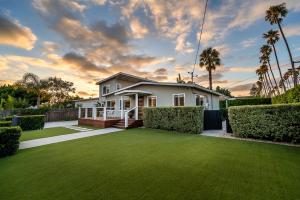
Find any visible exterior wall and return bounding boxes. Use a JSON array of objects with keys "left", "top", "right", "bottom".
[
  {"left": 75, "top": 99, "right": 98, "bottom": 108},
  {"left": 99, "top": 78, "right": 140, "bottom": 97},
  {"left": 129, "top": 85, "right": 220, "bottom": 110}
]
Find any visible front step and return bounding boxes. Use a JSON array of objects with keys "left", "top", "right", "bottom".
[{"left": 112, "top": 119, "right": 143, "bottom": 129}]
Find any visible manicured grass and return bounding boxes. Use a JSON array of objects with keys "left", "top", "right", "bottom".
[
  {"left": 20, "top": 127, "right": 79, "bottom": 141},
  {"left": 73, "top": 125, "right": 100, "bottom": 130},
  {"left": 1, "top": 128, "right": 299, "bottom": 200}
]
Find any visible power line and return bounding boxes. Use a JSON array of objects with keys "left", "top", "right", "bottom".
[{"left": 189, "top": 0, "right": 209, "bottom": 83}]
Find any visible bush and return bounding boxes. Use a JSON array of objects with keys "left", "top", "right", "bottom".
[
  {"left": 0, "top": 126, "right": 22, "bottom": 157},
  {"left": 4, "top": 116, "right": 13, "bottom": 121},
  {"left": 143, "top": 107, "right": 204, "bottom": 134},
  {"left": 0, "top": 121, "right": 12, "bottom": 127},
  {"left": 220, "top": 98, "right": 271, "bottom": 109},
  {"left": 15, "top": 115, "right": 45, "bottom": 131},
  {"left": 272, "top": 85, "right": 300, "bottom": 104},
  {"left": 228, "top": 103, "right": 300, "bottom": 143}
]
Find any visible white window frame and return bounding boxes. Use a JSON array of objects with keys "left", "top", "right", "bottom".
[
  {"left": 195, "top": 94, "right": 206, "bottom": 106},
  {"left": 116, "top": 83, "right": 121, "bottom": 90},
  {"left": 102, "top": 84, "right": 110, "bottom": 95},
  {"left": 172, "top": 93, "right": 185, "bottom": 106},
  {"left": 106, "top": 99, "right": 116, "bottom": 110},
  {"left": 147, "top": 96, "right": 157, "bottom": 107}
]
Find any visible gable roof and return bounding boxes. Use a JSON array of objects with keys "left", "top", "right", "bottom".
[
  {"left": 96, "top": 72, "right": 156, "bottom": 85},
  {"left": 103, "top": 81, "right": 221, "bottom": 96}
]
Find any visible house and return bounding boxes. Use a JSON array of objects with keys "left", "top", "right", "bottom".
[{"left": 75, "top": 72, "right": 221, "bottom": 128}]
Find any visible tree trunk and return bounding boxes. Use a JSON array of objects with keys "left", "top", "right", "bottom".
[
  {"left": 272, "top": 44, "right": 286, "bottom": 92},
  {"left": 268, "top": 61, "right": 280, "bottom": 95},
  {"left": 278, "top": 22, "right": 297, "bottom": 86},
  {"left": 208, "top": 69, "right": 212, "bottom": 90},
  {"left": 262, "top": 79, "right": 267, "bottom": 97},
  {"left": 264, "top": 74, "right": 271, "bottom": 96}
]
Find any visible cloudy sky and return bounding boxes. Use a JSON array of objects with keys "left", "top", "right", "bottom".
[{"left": 0, "top": 0, "right": 300, "bottom": 97}]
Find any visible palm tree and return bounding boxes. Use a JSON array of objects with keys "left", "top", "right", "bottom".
[
  {"left": 199, "top": 47, "right": 221, "bottom": 90},
  {"left": 256, "top": 68, "right": 268, "bottom": 96},
  {"left": 263, "top": 29, "right": 286, "bottom": 92},
  {"left": 265, "top": 3, "right": 297, "bottom": 86},
  {"left": 19, "top": 73, "right": 46, "bottom": 108},
  {"left": 259, "top": 44, "right": 280, "bottom": 94}
]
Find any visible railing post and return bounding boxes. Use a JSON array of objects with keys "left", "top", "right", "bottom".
[
  {"left": 92, "top": 106, "right": 96, "bottom": 120},
  {"left": 103, "top": 107, "right": 107, "bottom": 120},
  {"left": 125, "top": 112, "right": 128, "bottom": 128},
  {"left": 135, "top": 93, "right": 138, "bottom": 120},
  {"left": 85, "top": 108, "right": 88, "bottom": 118},
  {"left": 78, "top": 107, "right": 81, "bottom": 119},
  {"left": 121, "top": 96, "right": 124, "bottom": 119}
]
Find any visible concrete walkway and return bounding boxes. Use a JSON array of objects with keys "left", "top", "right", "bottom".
[
  {"left": 44, "top": 120, "right": 78, "bottom": 128},
  {"left": 19, "top": 128, "right": 123, "bottom": 149}
]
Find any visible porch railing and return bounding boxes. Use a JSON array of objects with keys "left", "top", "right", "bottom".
[{"left": 124, "top": 107, "right": 136, "bottom": 128}]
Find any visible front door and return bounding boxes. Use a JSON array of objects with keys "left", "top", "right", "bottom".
[{"left": 138, "top": 96, "right": 144, "bottom": 119}]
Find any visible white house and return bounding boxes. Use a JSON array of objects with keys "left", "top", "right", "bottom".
[{"left": 75, "top": 72, "right": 221, "bottom": 128}]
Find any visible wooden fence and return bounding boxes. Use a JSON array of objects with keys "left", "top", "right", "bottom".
[{"left": 0, "top": 108, "right": 78, "bottom": 122}]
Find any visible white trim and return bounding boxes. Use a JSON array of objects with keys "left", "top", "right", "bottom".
[
  {"left": 102, "top": 84, "right": 110, "bottom": 95},
  {"left": 96, "top": 72, "right": 155, "bottom": 85},
  {"left": 147, "top": 96, "right": 157, "bottom": 107},
  {"left": 172, "top": 93, "right": 185, "bottom": 106}
]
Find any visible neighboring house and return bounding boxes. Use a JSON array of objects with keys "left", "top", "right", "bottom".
[{"left": 75, "top": 72, "right": 221, "bottom": 128}]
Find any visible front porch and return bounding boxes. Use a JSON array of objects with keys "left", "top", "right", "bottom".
[{"left": 77, "top": 90, "right": 151, "bottom": 128}]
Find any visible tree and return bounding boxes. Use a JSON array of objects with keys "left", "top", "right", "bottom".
[
  {"left": 250, "top": 83, "right": 260, "bottom": 97},
  {"left": 259, "top": 44, "right": 280, "bottom": 94},
  {"left": 199, "top": 47, "right": 221, "bottom": 90},
  {"left": 263, "top": 29, "right": 286, "bottom": 92},
  {"left": 215, "top": 86, "right": 233, "bottom": 97},
  {"left": 45, "top": 77, "right": 76, "bottom": 105},
  {"left": 176, "top": 73, "right": 185, "bottom": 83},
  {"left": 265, "top": 3, "right": 297, "bottom": 86},
  {"left": 256, "top": 66, "right": 270, "bottom": 96}
]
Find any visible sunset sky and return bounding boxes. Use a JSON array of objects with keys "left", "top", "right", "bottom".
[{"left": 0, "top": 0, "right": 300, "bottom": 97}]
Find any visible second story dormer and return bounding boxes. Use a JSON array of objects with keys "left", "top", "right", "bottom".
[{"left": 96, "top": 72, "right": 155, "bottom": 97}]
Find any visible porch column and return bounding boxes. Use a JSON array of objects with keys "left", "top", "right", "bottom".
[
  {"left": 135, "top": 93, "right": 138, "bottom": 120},
  {"left": 78, "top": 107, "right": 81, "bottom": 119},
  {"left": 84, "top": 108, "right": 88, "bottom": 118},
  {"left": 92, "top": 106, "right": 96, "bottom": 120},
  {"left": 120, "top": 96, "right": 124, "bottom": 119},
  {"left": 103, "top": 107, "right": 107, "bottom": 120}
]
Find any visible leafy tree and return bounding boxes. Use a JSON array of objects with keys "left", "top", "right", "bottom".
[
  {"left": 265, "top": 3, "right": 297, "bottom": 86},
  {"left": 215, "top": 86, "right": 233, "bottom": 97},
  {"left": 199, "top": 47, "right": 221, "bottom": 90},
  {"left": 263, "top": 29, "right": 286, "bottom": 91}
]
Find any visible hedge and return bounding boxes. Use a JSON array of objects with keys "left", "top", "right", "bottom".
[
  {"left": 143, "top": 107, "right": 204, "bottom": 134},
  {"left": 0, "top": 121, "right": 12, "bottom": 127},
  {"left": 229, "top": 103, "right": 300, "bottom": 143},
  {"left": 15, "top": 115, "right": 45, "bottom": 131},
  {"left": 220, "top": 97, "right": 271, "bottom": 109},
  {"left": 0, "top": 126, "right": 22, "bottom": 157},
  {"left": 272, "top": 85, "right": 300, "bottom": 104}
]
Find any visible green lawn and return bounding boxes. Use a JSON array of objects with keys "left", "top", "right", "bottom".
[
  {"left": 20, "top": 127, "right": 79, "bottom": 141},
  {"left": 74, "top": 125, "right": 101, "bottom": 130},
  {"left": 1, "top": 128, "right": 299, "bottom": 200}
]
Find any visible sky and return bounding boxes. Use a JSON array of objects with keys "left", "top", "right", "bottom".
[{"left": 0, "top": 0, "right": 300, "bottom": 97}]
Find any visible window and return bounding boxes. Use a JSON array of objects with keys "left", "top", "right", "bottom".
[
  {"left": 195, "top": 95, "right": 205, "bottom": 106},
  {"left": 173, "top": 93, "right": 185, "bottom": 106},
  {"left": 116, "top": 83, "right": 121, "bottom": 90},
  {"left": 102, "top": 85, "right": 110, "bottom": 94},
  {"left": 147, "top": 96, "right": 157, "bottom": 107},
  {"left": 106, "top": 100, "right": 115, "bottom": 110}
]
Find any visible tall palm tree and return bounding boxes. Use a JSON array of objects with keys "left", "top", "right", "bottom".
[
  {"left": 263, "top": 29, "right": 286, "bottom": 92},
  {"left": 19, "top": 73, "right": 46, "bottom": 108},
  {"left": 259, "top": 45, "right": 280, "bottom": 94},
  {"left": 256, "top": 67, "right": 268, "bottom": 96},
  {"left": 199, "top": 47, "right": 221, "bottom": 90},
  {"left": 265, "top": 3, "right": 297, "bottom": 86}
]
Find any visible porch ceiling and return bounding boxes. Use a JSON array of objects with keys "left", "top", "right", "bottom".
[{"left": 114, "top": 90, "right": 152, "bottom": 96}]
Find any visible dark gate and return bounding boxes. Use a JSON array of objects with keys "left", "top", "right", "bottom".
[{"left": 203, "top": 110, "right": 222, "bottom": 130}]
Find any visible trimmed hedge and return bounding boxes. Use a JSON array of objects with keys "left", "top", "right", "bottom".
[
  {"left": 16, "top": 115, "right": 45, "bottom": 131},
  {"left": 220, "top": 98, "right": 271, "bottom": 109},
  {"left": 143, "top": 107, "right": 204, "bottom": 134},
  {"left": 229, "top": 103, "right": 300, "bottom": 143},
  {"left": 0, "top": 126, "right": 22, "bottom": 157},
  {"left": 272, "top": 85, "right": 300, "bottom": 104},
  {"left": 0, "top": 121, "right": 12, "bottom": 127}
]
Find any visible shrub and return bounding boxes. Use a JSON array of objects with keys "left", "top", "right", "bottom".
[
  {"left": 143, "top": 107, "right": 204, "bottom": 134},
  {"left": 4, "top": 116, "right": 13, "bottom": 121},
  {"left": 228, "top": 103, "right": 300, "bottom": 143},
  {"left": 0, "top": 121, "right": 12, "bottom": 127},
  {"left": 15, "top": 115, "right": 45, "bottom": 131},
  {"left": 0, "top": 126, "right": 22, "bottom": 157},
  {"left": 220, "top": 98, "right": 271, "bottom": 109},
  {"left": 272, "top": 85, "right": 300, "bottom": 104}
]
